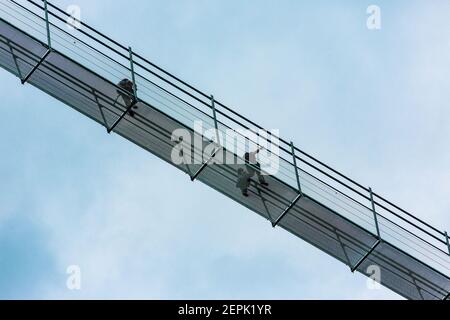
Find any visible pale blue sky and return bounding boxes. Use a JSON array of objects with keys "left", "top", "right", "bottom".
[{"left": 0, "top": 0, "right": 449, "bottom": 299}]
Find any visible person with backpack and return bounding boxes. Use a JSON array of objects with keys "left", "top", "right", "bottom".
[
  {"left": 244, "top": 147, "right": 269, "bottom": 187},
  {"left": 117, "top": 78, "right": 138, "bottom": 117}
]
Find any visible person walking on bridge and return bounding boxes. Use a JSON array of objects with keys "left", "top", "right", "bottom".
[
  {"left": 244, "top": 147, "right": 269, "bottom": 187},
  {"left": 117, "top": 78, "right": 138, "bottom": 117}
]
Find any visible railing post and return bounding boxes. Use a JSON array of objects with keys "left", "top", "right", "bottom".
[
  {"left": 211, "top": 95, "right": 221, "bottom": 146},
  {"left": 21, "top": 49, "right": 51, "bottom": 84},
  {"left": 290, "top": 142, "right": 302, "bottom": 195},
  {"left": 44, "top": 0, "right": 51, "bottom": 49},
  {"left": 351, "top": 188, "right": 383, "bottom": 271},
  {"left": 107, "top": 47, "right": 138, "bottom": 133},
  {"left": 21, "top": 0, "right": 52, "bottom": 84},
  {"left": 128, "top": 46, "right": 137, "bottom": 99},
  {"left": 351, "top": 239, "right": 380, "bottom": 273},
  {"left": 272, "top": 193, "right": 303, "bottom": 228},
  {"left": 92, "top": 89, "right": 109, "bottom": 132},
  {"left": 6, "top": 40, "right": 22, "bottom": 79},
  {"left": 445, "top": 232, "right": 450, "bottom": 256},
  {"left": 369, "top": 187, "right": 381, "bottom": 240},
  {"left": 190, "top": 147, "right": 221, "bottom": 182},
  {"left": 272, "top": 143, "right": 304, "bottom": 228}
]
